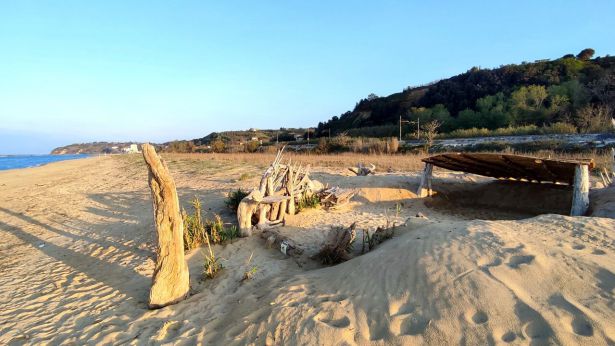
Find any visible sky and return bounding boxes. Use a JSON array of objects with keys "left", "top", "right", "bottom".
[{"left": 1, "top": 1, "right": 614, "bottom": 154}]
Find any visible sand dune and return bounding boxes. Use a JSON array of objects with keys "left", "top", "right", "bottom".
[{"left": 0, "top": 155, "right": 613, "bottom": 345}]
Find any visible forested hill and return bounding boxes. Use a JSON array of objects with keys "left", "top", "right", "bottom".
[{"left": 316, "top": 49, "right": 615, "bottom": 138}]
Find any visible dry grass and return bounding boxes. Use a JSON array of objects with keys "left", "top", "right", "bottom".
[
  {"left": 161, "top": 152, "right": 429, "bottom": 172},
  {"left": 158, "top": 150, "right": 613, "bottom": 174}
]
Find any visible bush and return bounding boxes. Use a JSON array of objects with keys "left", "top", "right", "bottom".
[
  {"left": 203, "top": 235, "right": 222, "bottom": 279},
  {"left": 297, "top": 193, "right": 320, "bottom": 211},
  {"left": 182, "top": 197, "right": 207, "bottom": 251},
  {"left": 225, "top": 189, "right": 249, "bottom": 211}
]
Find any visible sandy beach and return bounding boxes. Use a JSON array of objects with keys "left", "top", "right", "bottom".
[{"left": 0, "top": 154, "right": 614, "bottom": 345}]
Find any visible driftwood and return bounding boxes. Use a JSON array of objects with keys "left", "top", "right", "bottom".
[
  {"left": 141, "top": 144, "right": 190, "bottom": 309},
  {"left": 570, "top": 164, "right": 590, "bottom": 216},
  {"left": 237, "top": 147, "right": 324, "bottom": 234},
  {"left": 261, "top": 229, "right": 304, "bottom": 257},
  {"left": 417, "top": 163, "right": 434, "bottom": 197},
  {"left": 317, "top": 187, "right": 358, "bottom": 209},
  {"left": 237, "top": 190, "right": 263, "bottom": 236},
  {"left": 349, "top": 163, "right": 376, "bottom": 176},
  {"left": 315, "top": 223, "right": 357, "bottom": 264}
]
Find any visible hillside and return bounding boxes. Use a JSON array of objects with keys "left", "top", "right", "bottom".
[
  {"left": 51, "top": 142, "right": 140, "bottom": 155},
  {"left": 316, "top": 49, "right": 615, "bottom": 138}
]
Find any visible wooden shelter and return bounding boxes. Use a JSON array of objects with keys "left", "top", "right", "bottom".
[{"left": 417, "top": 153, "right": 595, "bottom": 216}]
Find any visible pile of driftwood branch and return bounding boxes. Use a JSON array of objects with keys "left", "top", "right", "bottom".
[
  {"left": 348, "top": 163, "right": 376, "bottom": 176},
  {"left": 317, "top": 187, "right": 358, "bottom": 210},
  {"left": 315, "top": 223, "right": 356, "bottom": 265},
  {"left": 237, "top": 147, "right": 324, "bottom": 236}
]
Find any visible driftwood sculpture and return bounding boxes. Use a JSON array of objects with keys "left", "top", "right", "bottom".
[
  {"left": 237, "top": 147, "right": 324, "bottom": 234},
  {"left": 349, "top": 163, "right": 376, "bottom": 176},
  {"left": 317, "top": 187, "right": 358, "bottom": 210},
  {"left": 315, "top": 223, "right": 357, "bottom": 264},
  {"left": 141, "top": 144, "right": 190, "bottom": 309}
]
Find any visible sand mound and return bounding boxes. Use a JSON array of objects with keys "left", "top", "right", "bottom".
[
  {"left": 356, "top": 187, "right": 417, "bottom": 203},
  {"left": 590, "top": 186, "right": 615, "bottom": 219},
  {"left": 209, "top": 215, "right": 615, "bottom": 345},
  {"left": 1, "top": 157, "right": 614, "bottom": 345}
]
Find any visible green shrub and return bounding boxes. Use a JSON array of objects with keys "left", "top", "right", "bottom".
[
  {"left": 183, "top": 197, "right": 207, "bottom": 251},
  {"left": 203, "top": 233, "right": 222, "bottom": 279},
  {"left": 225, "top": 189, "right": 249, "bottom": 211},
  {"left": 297, "top": 193, "right": 320, "bottom": 211}
]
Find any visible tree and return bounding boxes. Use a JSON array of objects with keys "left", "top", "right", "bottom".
[
  {"left": 245, "top": 141, "right": 260, "bottom": 153},
  {"left": 211, "top": 138, "right": 225, "bottom": 153},
  {"left": 422, "top": 120, "right": 441, "bottom": 151},
  {"left": 577, "top": 48, "right": 595, "bottom": 61},
  {"left": 367, "top": 93, "right": 378, "bottom": 101}
]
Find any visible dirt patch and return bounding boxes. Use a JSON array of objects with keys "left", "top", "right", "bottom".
[{"left": 425, "top": 180, "right": 572, "bottom": 219}]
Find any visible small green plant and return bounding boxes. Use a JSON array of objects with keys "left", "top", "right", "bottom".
[
  {"left": 225, "top": 188, "right": 249, "bottom": 211},
  {"left": 203, "top": 233, "right": 222, "bottom": 279},
  {"left": 241, "top": 252, "right": 258, "bottom": 282},
  {"left": 238, "top": 172, "right": 252, "bottom": 181},
  {"left": 395, "top": 202, "right": 402, "bottom": 217},
  {"left": 183, "top": 197, "right": 207, "bottom": 251},
  {"left": 220, "top": 225, "right": 240, "bottom": 242},
  {"left": 297, "top": 193, "right": 320, "bottom": 211}
]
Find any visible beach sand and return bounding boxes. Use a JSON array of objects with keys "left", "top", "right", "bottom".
[{"left": 0, "top": 154, "right": 613, "bottom": 345}]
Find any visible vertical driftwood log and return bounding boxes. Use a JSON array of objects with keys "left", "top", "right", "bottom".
[
  {"left": 570, "top": 164, "right": 590, "bottom": 216},
  {"left": 417, "top": 163, "right": 434, "bottom": 197},
  {"left": 141, "top": 144, "right": 190, "bottom": 309},
  {"left": 237, "top": 190, "right": 263, "bottom": 237},
  {"left": 286, "top": 167, "right": 296, "bottom": 215}
]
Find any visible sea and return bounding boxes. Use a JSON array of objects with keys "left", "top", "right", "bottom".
[{"left": 0, "top": 154, "right": 90, "bottom": 171}]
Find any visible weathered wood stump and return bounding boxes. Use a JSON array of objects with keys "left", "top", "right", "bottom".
[
  {"left": 315, "top": 223, "right": 357, "bottom": 264},
  {"left": 142, "top": 144, "right": 190, "bottom": 309},
  {"left": 237, "top": 190, "right": 263, "bottom": 236}
]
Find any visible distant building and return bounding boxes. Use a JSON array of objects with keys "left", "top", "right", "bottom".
[
  {"left": 251, "top": 137, "right": 258, "bottom": 141},
  {"left": 122, "top": 144, "right": 140, "bottom": 153}
]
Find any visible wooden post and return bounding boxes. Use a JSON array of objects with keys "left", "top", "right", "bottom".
[
  {"left": 417, "top": 163, "right": 434, "bottom": 197},
  {"left": 570, "top": 164, "right": 590, "bottom": 216},
  {"left": 141, "top": 144, "right": 190, "bottom": 309},
  {"left": 286, "top": 168, "right": 296, "bottom": 215}
]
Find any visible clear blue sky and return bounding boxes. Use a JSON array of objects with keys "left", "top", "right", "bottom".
[{"left": 1, "top": 1, "right": 614, "bottom": 154}]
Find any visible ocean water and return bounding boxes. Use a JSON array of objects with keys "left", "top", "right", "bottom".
[{"left": 0, "top": 154, "right": 90, "bottom": 171}]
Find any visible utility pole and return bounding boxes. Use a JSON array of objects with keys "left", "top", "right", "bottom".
[
  {"left": 328, "top": 128, "right": 331, "bottom": 140},
  {"left": 399, "top": 116, "right": 411, "bottom": 141},
  {"left": 276, "top": 131, "right": 279, "bottom": 146}
]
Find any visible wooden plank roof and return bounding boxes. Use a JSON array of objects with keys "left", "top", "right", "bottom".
[{"left": 423, "top": 153, "right": 594, "bottom": 185}]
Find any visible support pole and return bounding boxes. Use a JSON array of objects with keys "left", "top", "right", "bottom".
[
  {"left": 417, "top": 163, "right": 434, "bottom": 197},
  {"left": 141, "top": 144, "right": 190, "bottom": 309},
  {"left": 570, "top": 164, "right": 589, "bottom": 216}
]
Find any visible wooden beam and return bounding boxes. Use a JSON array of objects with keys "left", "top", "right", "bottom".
[{"left": 570, "top": 164, "right": 589, "bottom": 216}]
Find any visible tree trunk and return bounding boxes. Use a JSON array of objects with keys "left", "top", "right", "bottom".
[{"left": 141, "top": 144, "right": 190, "bottom": 309}]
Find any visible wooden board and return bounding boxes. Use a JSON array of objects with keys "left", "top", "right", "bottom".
[{"left": 423, "top": 153, "right": 594, "bottom": 185}]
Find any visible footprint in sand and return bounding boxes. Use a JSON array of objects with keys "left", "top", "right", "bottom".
[
  {"left": 398, "top": 315, "right": 430, "bottom": 336},
  {"left": 522, "top": 320, "right": 551, "bottom": 340},
  {"left": 314, "top": 312, "right": 351, "bottom": 329},
  {"left": 466, "top": 310, "right": 488, "bottom": 325},
  {"left": 500, "top": 331, "right": 516, "bottom": 343},
  {"left": 507, "top": 255, "right": 535, "bottom": 269},
  {"left": 571, "top": 243, "right": 586, "bottom": 250},
  {"left": 592, "top": 249, "right": 606, "bottom": 255}
]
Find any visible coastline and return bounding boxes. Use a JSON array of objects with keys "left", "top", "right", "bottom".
[{"left": 0, "top": 154, "right": 92, "bottom": 172}]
